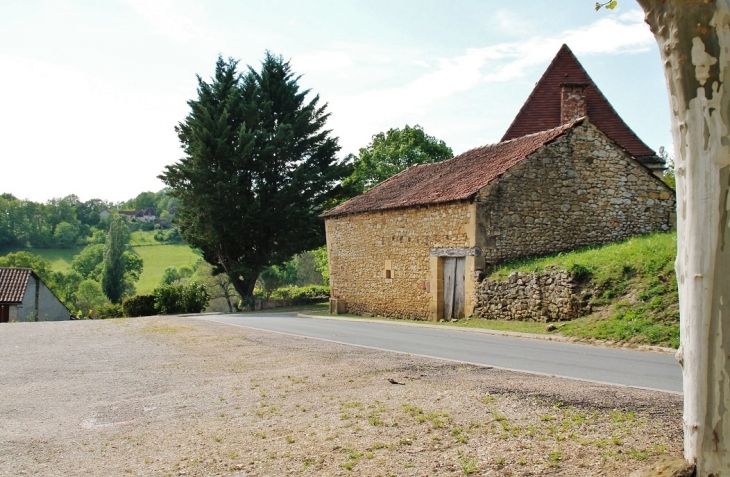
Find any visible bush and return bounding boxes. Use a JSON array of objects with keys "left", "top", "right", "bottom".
[
  {"left": 122, "top": 295, "right": 156, "bottom": 317},
  {"left": 154, "top": 282, "right": 210, "bottom": 314},
  {"left": 96, "top": 303, "right": 124, "bottom": 319},
  {"left": 269, "top": 285, "right": 330, "bottom": 300}
]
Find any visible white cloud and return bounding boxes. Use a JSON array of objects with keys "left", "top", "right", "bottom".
[
  {"left": 327, "top": 9, "right": 655, "bottom": 154},
  {"left": 291, "top": 51, "right": 354, "bottom": 72},
  {"left": 122, "top": 0, "right": 212, "bottom": 44},
  {"left": 0, "top": 54, "right": 181, "bottom": 202}
]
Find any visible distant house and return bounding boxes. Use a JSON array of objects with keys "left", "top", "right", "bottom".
[
  {"left": 0, "top": 268, "right": 71, "bottom": 322},
  {"left": 138, "top": 208, "right": 156, "bottom": 223},
  {"left": 99, "top": 210, "right": 110, "bottom": 219},
  {"left": 118, "top": 210, "right": 138, "bottom": 221}
]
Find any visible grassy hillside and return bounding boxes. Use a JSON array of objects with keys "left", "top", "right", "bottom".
[
  {"left": 0, "top": 231, "right": 200, "bottom": 296},
  {"left": 0, "top": 246, "right": 83, "bottom": 273},
  {"left": 133, "top": 244, "right": 200, "bottom": 294},
  {"left": 487, "top": 231, "right": 679, "bottom": 348}
]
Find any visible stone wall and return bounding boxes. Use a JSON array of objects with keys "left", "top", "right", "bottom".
[
  {"left": 475, "top": 122, "right": 675, "bottom": 265},
  {"left": 473, "top": 270, "right": 591, "bottom": 322},
  {"left": 325, "top": 201, "right": 473, "bottom": 320}
]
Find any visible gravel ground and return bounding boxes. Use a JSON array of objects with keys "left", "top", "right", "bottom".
[{"left": 0, "top": 316, "right": 682, "bottom": 476}]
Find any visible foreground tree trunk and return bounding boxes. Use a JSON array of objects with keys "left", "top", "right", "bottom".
[{"left": 638, "top": 1, "right": 730, "bottom": 473}]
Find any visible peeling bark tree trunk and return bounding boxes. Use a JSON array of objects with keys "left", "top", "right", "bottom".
[{"left": 638, "top": 1, "right": 730, "bottom": 474}]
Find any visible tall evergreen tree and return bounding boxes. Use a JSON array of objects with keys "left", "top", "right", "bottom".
[
  {"left": 159, "top": 54, "right": 350, "bottom": 300},
  {"left": 101, "top": 216, "right": 127, "bottom": 303}
]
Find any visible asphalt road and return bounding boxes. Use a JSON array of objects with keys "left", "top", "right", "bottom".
[{"left": 195, "top": 313, "right": 683, "bottom": 394}]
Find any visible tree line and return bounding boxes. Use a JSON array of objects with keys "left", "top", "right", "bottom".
[{"left": 0, "top": 190, "right": 180, "bottom": 249}]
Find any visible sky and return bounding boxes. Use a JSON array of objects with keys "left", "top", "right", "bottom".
[{"left": 0, "top": 1, "right": 672, "bottom": 204}]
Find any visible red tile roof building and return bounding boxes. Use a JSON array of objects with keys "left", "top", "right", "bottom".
[
  {"left": 0, "top": 268, "right": 71, "bottom": 322},
  {"left": 502, "top": 44, "right": 664, "bottom": 173},
  {"left": 0, "top": 268, "right": 33, "bottom": 303},
  {"left": 322, "top": 121, "right": 578, "bottom": 219},
  {"left": 321, "top": 46, "right": 675, "bottom": 322}
]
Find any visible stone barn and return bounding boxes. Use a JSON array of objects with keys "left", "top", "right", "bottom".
[
  {"left": 322, "top": 119, "right": 675, "bottom": 321},
  {"left": 321, "top": 45, "right": 676, "bottom": 322},
  {"left": 0, "top": 268, "right": 71, "bottom": 322}
]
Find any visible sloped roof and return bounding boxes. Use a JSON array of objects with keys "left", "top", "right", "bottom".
[
  {"left": 502, "top": 44, "right": 656, "bottom": 160},
  {"left": 322, "top": 120, "right": 582, "bottom": 219},
  {"left": 0, "top": 268, "right": 32, "bottom": 303}
]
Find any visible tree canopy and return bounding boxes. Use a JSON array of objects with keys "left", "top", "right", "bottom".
[
  {"left": 344, "top": 125, "right": 453, "bottom": 193},
  {"left": 159, "top": 53, "right": 350, "bottom": 299}
]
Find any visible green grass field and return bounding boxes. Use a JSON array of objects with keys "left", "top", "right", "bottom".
[
  {"left": 0, "top": 233, "right": 200, "bottom": 295},
  {"left": 133, "top": 244, "right": 200, "bottom": 294},
  {"left": 0, "top": 245, "right": 82, "bottom": 272}
]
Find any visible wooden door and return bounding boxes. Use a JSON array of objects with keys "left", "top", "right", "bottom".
[
  {"left": 443, "top": 257, "right": 465, "bottom": 320},
  {"left": 0, "top": 305, "right": 9, "bottom": 323}
]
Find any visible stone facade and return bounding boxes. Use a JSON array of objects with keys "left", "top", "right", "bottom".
[
  {"left": 324, "top": 121, "right": 675, "bottom": 321},
  {"left": 326, "top": 201, "right": 475, "bottom": 320},
  {"left": 473, "top": 270, "right": 591, "bottom": 322},
  {"left": 474, "top": 122, "right": 675, "bottom": 266}
]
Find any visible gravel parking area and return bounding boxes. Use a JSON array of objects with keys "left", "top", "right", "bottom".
[{"left": 0, "top": 316, "right": 682, "bottom": 476}]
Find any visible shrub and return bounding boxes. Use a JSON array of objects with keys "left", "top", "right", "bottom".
[
  {"left": 96, "top": 303, "right": 124, "bottom": 319},
  {"left": 269, "top": 285, "right": 330, "bottom": 300},
  {"left": 154, "top": 282, "right": 210, "bottom": 314},
  {"left": 122, "top": 295, "right": 156, "bottom": 317}
]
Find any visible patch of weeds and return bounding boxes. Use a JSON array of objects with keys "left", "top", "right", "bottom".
[
  {"left": 303, "top": 457, "right": 316, "bottom": 469},
  {"left": 285, "top": 436, "right": 295, "bottom": 444},
  {"left": 213, "top": 436, "right": 222, "bottom": 443},
  {"left": 402, "top": 403, "right": 424, "bottom": 417},
  {"left": 610, "top": 410, "right": 635, "bottom": 423},
  {"left": 547, "top": 451, "right": 562, "bottom": 467},
  {"left": 341, "top": 447, "right": 362, "bottom": 471},
  {"left": 368, "top": 415, "right": 384, "bottom": 426},
  {"left": 540, "top": 414, "right": 556, "bottom": 422},
  {"left": 629, "top": 448, "right": 650, "bottom": 460},
  {"left": 457, "top": 450, "right": 479, "bottom": 475}
]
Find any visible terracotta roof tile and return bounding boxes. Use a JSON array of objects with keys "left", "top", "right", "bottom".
[
  {"left": 0, "top": 268, "right": 32, "bottom": 303},
  {"left": 322, "top": 120, "right": 581, "bottom": 218},
  {"left": 502, "top": 44, "right": 656, "bottom": 160}
]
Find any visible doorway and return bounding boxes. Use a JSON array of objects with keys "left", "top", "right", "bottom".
[
  {"left": 0, "top": 305, "right": 9, "bottom": 323},
  {"left": 443, "top": 257, "right": 465, "bottom": 320}
]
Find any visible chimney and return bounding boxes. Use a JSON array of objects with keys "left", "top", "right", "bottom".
[{"left": 560, "top": 82, "right": 589, "bottom": 124}]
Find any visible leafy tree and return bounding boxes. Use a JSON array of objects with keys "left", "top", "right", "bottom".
[
  {"left": 133, "top": 191, "right": 157, "bottom": 212},
  {"left": 100, "top": 217, "right": 142, "bottom": 303},
  {"left": 0, "top": 251, "right": 53, "bottom": 282},
  {"left": 159, "top": 54, "right": 350, "bottom": 300},
  {"left": 192, "top": 260, "right": 239, "bottom": 313},
  {"left": 49, "top": 270, "right": 82, "bottom": 307},
  {"left": 344, "top": 125, "right": 453, "bottom": 192},
  {"left": 312, "top": 245, "right": 330, "bottom": 286},
  {"left": 75, "top": 279, "right": 108, "bottom": 314},
  {"left": 257, "top": 261, "right": 297, "bottom": 299},
  {"left": 53, "top": 221, "right": 78, "bottom": 247},
  {"left": 71, "top": 244, "right": 105, "bottom": 280},
  {"left": 160, "top": 266, "right": 182, "bottom": 285}
]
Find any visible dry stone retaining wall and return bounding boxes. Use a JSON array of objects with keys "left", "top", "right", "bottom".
[{"left": 473, "top": 270, "right": 592, "bottom": 322}]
